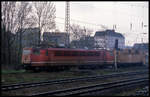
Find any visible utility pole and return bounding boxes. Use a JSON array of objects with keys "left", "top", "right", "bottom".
[
  {"left": 141, "top": 6, "right": 144, "bottom": 44},
  {"left": 65, "top": 1, "right": 70, "bottom": 47},
  {"left": 104, "top": 31, "right": 106, "bottom": 49},
  {"left": 114, "top": 39, "right": 118, "bottom": 70},
  {"left": 141, "top": 21, "right": 144, "bottom": 43},
  {"left": 130, "top": 23, "right": 132, "bottom": 31},
  {"left": 114, "top": 49, "right": 117, "bottom": 70}
]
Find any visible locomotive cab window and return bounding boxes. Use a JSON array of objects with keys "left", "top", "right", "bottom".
[{"left": 23, "top": 49, "right": 31, "bottom": 55}]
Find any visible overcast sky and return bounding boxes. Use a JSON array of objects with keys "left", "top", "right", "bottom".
[{"left": 53, "top": 1, "right": 148, "bottom": 46}]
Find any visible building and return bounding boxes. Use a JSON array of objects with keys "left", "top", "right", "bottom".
[
  {"left": 94, "top": 29, "right": 125, "bottom": 50},
  {"left": 43, "top": 32, "right": 69, "bottom": 47},
  {"left": 16, "top": 27, "right": 40, "bottom": 48},
  {"left": 133, "top": 43, "right": 148, "bottom": 52}
]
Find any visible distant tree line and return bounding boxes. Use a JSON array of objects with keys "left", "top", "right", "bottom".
[{"left": 1, "top": 1, "right": 56, "bottom": 66}]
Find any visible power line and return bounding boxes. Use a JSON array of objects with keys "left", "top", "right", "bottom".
[
  {"left": 55, "top": 21, "right": 64, "bottom": 26},
  {"left": 56, "top": 2, "right": 148, "bottom": 34},
  {"left": 71, "top": 2, "right": 148, "bottom": 8},
  {"left": 118, "top": 2, "right": 148, "bottom": 8},
  {"left": 56, "top": 2, "right": 148, "bottom": 28},
  {"left": 56, "top": 16, "right": 148, "bottom": 30},
  {"left": 57, "top": 17, "right": 97, "bottom": 26},
  {"left": 56, "top": 17, "right": 107, "bottom": 29},
  {"left": 71, "top": 2, "right": 148, "bottom": 19}
]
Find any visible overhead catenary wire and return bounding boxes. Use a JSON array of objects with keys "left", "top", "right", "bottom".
[{"left": 55, "top": 2, "right": 148, "bottom": 45}]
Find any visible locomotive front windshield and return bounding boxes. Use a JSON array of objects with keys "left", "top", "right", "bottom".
[{"left": 23, "top": 49, "right": 31, "bottom": 55}]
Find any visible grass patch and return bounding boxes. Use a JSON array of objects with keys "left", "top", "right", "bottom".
[
  {"left": 1, "top": 66, "right": 148, "bottom": 85},
  {"left": 114, "top": 86, "right": 145, "bottom": 96},
  {"left": 93, "top": 66, "right": 148, "bottom": 76},
  {"left": 2, "top": 69, "right": 26, "bottom": 74}
]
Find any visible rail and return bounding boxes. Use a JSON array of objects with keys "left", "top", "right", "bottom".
[
  {"left": 31, "top": 77, "right": 148, "bottom": 96},
  {"left": 2, "top": 70, "right": 148, "bottom": 91}
]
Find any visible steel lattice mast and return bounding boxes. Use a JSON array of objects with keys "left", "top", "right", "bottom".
[{"left": 65, "top": 1, "right": 70, "bottom": 47}]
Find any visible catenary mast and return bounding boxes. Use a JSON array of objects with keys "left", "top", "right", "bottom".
[{"left": 65, "top": 1, "right": 70, "bottom": 47}]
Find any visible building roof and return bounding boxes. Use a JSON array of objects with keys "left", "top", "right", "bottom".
[
  {"left": 133, "top": 43, "right": 148, "bottom": 50},
  {"left": 43, "top": 32, "right": 68, "bottom": 37},
  {"left": 23, "top": 28, "right": 40, "bottom": 32},
  {"left": 94, "top": 29, "right": 124, "bottom": 38},
  {"left": 80, "top": 36, "right": 94, "bottom": 40}
]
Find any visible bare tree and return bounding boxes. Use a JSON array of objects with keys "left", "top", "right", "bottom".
[
  {"left": 70, "top": 24, "right": 94, "bottom": 49},
  {"left": 16, "top": 2, "right": 32, "bottom": 63},
  {"left": 30, "top": 2, "right": 56, "bottom": 45},
  {"left": 70, "top": 24, "right": 93, "bottom": 41},
  {"left": 70, "top": 24, "right": 84, "bottom": 40},
  {"left": 83, "top": 26, "right": 93, "bottom": 36},
  {"left": 1, "top": 2, "right": 18, "bottom": 65},
  {"left": 1, "top": 2, "right": 33, "bottom": 65}
]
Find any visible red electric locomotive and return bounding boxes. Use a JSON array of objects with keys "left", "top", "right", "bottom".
[{"left": 22, "top": 47, "right": 114, "bottom": 71}]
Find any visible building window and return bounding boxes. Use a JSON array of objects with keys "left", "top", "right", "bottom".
[
  {"left": 80, "top": 52, "right": 86, "bottom": 56},
  {"left": 64, "top": 51, "right": 71, "bottom": 56},
  {"left": 87, "top": 52, "right": 94, "bottom": 56},
  {"left": 55, "top": 51, "right": 63, "bottom": 56},
  {"left": 95, "top": 52, "right": 100, "bottom": 56},
  {"left": 72, "top": 51, "right": 78, "bottom": 56}
]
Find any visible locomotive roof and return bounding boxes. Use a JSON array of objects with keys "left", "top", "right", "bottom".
[
  {"left": 46, "top": 48, "right": 109, "bottom": 52},
  {"left": 23, "top": 47, "right": 114, "bottom": 51},
  {"left": 23, "top": 47, "right": 112, "bottom": 52}
]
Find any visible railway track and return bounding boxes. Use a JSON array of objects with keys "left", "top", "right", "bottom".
[
  {"left": 2, "top": 70, "right": 148, "bottom": 91},
  {"left": 31, "top": 77, "right": 148, "bottom": 96}
]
